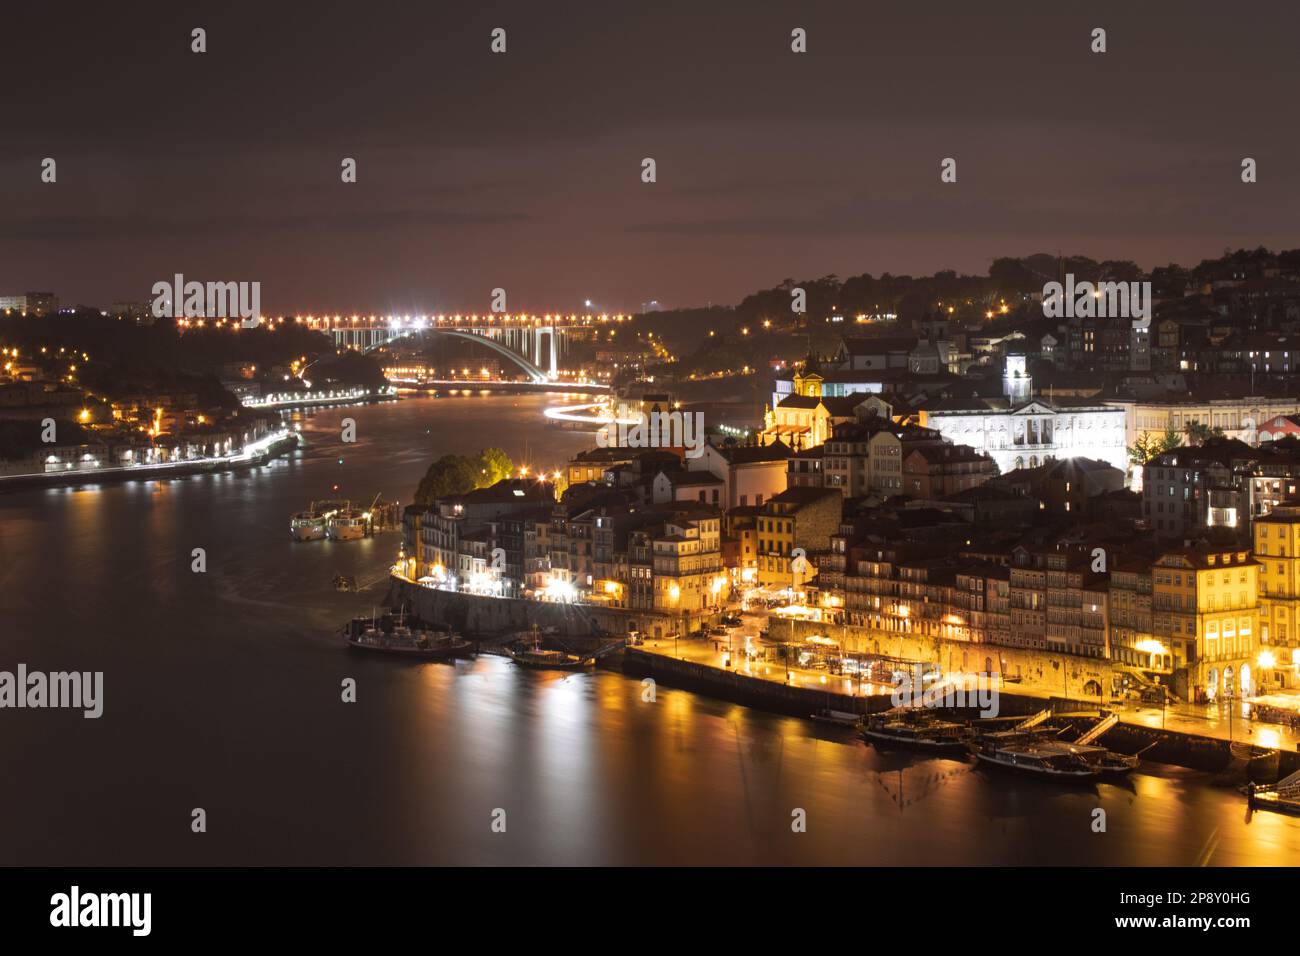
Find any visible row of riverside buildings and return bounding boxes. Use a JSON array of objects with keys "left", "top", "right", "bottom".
[
  {"left": 400, "top": 425, "right": 1300, "bottom": 706},
  {"left": 398, "top": 320, "right": 1300, "bottom": 708}
]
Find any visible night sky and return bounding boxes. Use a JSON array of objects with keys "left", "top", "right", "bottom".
[{"left": 3, "top": 1, "right": 1298, "bottom": 313}]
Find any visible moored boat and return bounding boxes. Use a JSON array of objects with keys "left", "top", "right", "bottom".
[
  {"left": 290, "top": 511, "right": 328, "bottom": 541},
  {"left": 507, "top": 645, "right": 593, "bottom": 670},
  {"left": 328, "top": 509, "right": 368, "bottom": 541},
  {"left": 507, "top": 627, "right": 593, "bottom": 670},
  {"left": 860, "top": 710, "right": 975, "bottom": 752},
  {"left": 971, "top": 734, "right": 1100, "bottom": 782},
  {"left": 342, "top": 612, "right": 471, "bottom": 659}
]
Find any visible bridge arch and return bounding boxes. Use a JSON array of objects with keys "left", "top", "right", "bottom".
[{"left": 366, "top": 328, "right": 550, "bottom": 383}]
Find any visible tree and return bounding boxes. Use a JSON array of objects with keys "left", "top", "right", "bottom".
[
  {"left": 1128, "top": 428, "right": 1183, "bottom": 466},
  {"left": 476, "top": 447, "right": 513, "bottom": 485},
  {"left": 1184, "top": 421, "right": 1225, "bottom": 446},
  {"left": 413, "top": 448, "right": 517, "bottom": 504},
  {"left": 414, "top": 454, "right": 481, "bottom": 504}
]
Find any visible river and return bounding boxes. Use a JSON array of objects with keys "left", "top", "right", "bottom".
[{"left": 0, "top": 394, "right": 1296, "bottom": 865}]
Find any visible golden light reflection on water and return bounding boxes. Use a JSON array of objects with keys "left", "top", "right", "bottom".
[{"left": 403, "top": 661, "right": 1300, "bottom": 865}]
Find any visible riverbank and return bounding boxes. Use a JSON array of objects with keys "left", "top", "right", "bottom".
[
  {"left": 0, "top": 431, "right": 299, "bottom": 491},
  {"left": 623, "top": 644, "right": 1300, "bottom": 778}
]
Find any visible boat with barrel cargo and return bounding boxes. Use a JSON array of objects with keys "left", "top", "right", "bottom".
[
  {"left": 860, "top": 710, "right": 975, "bottom": 752},
  {"left": 342, "top": 610, "right": 471, "bottom": 659}
]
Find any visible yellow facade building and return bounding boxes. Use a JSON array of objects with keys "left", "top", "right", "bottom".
[
  {"left": 1253, "top": 502, "right": 1300, "bottom": 690},
  {"left": 1153, "top": 547, "right": 1259, "bottom": 702}
]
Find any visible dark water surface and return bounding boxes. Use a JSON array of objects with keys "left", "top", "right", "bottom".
[{"left": 1, "top": 395, "right": 1296, "bottom": 865}]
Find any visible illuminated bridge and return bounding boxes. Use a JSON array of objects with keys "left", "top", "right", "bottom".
[{"left": 299, "top": 313, "right": 629, "bottom": 384}]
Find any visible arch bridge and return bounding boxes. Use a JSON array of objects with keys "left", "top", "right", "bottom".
[{"left": 300, "top": 313, "right": 629, "bottom": 383}]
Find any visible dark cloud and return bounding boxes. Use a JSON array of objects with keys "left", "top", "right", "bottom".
[{"left": 1, "top": 0, "right": 1297, "bottom": 310}]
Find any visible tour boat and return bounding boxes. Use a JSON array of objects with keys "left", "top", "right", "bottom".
[
  {"left": 328, "top": 509, "right": 368, "bottom": 541},
  {"left": 860, "top": 710, "right": 975, "bottom": 752},
  {"left": 290, "top": 511, "right": 328, "bottom": 541}
]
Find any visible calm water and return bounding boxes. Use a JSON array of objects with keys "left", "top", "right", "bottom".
[{"left": 1, "top": 394, "right": 1297, "bottom": 865}]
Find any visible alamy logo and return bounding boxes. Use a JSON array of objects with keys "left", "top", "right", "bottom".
[
  {"left": 597, "top": 411, "right": 705, "bottom": 459},
  {"left": 50, "top": 886, "right": 151, "bottom": 936},
  {"left": 1042, "top": 274, "right": 1151, "bottom": 328},
  {"left": 151, "top": 273, "right": 262, "bottom": 327},
  {"left": 0, "top": 664, "right": 102, "bottom": 718},
  {"left": 891, "top": 665, "right": 999, "bottom": 718}
]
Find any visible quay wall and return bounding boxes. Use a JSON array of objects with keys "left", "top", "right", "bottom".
[
  {"left": 622, "top": 647, "right": 887, "bottom": 718},
  {"left": 388, "top": 576, "right": 680, "bottom": 638},
  {"left": 623, "top": 648, "right": 1299, "bottom": 777}
]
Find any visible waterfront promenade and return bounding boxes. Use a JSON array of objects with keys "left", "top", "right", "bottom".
[
  {"left": 0, "top": 428, "right": 299, "bottom": 490},
  {"left": 638, "top": 631, "right": 1300, "bottom": 755}
]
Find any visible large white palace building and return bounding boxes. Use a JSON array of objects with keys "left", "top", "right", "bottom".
[{"left": 920, "top": 357, "right": 1128, "bottom": 475}]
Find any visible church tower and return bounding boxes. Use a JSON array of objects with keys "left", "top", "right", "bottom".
[{"left": 1003, "top": 354, "right": 1031, "bottom": 404}]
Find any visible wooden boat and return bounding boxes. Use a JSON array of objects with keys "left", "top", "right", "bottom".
[
  {"left": 1065, "top": 712, "right": 1143, "bottom": 777},
  {"left": 972, "top": 736, "right": 1100, "bottom": 782},
  {"left": 341, "top": 611, "right": 470, "bottom": 659},
  {"left": 860, "top": 710, "right": 975, "bottom": 752},
  {"left": 508, "top": 647, "right": 592, "bottom": 669},
  {"left": 507, "top": 627, "right": 593, "bottom": 670}
]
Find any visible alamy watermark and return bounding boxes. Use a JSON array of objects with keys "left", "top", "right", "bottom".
[
  {"left": 151, "top": 273, "right": 261, "bottom": 327},
  {"left": 1042, "top": 273, "right": 1151, "bottom": 328},
  {"left": 597, "top": 410, "right": 705, "bottom": 459},
  {"left": 0, "top": 664, "right": 103, "bottom": 718},
  {"left": 50, "top": 886, "right": 150, "bottom": 936},
  {"left": 891, "top": 664, "right": 999, "bottom": 718}
]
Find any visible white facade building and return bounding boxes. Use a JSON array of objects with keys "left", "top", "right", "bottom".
[{"left": 922, "top": 358, "right": 1128, "bottom": 476}]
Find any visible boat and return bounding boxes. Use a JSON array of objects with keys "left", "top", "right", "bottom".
[
  {"left": 1065, "top": 712, "right": 1143, "bottom": 777},
  {"left": 860, "top": 710, "right": 975, "bottom": 752},
  {"left": 507, "top": 627, "right": 593, "bottom": 670},
  {"left": 290, "top": 511, "right": 328, "bottom": 541},
  {"left": 1084, "top": 748, "right": 1141, "bottom": 777},
  {"left": 332, "top": 574, "right": 358, "bottom": 592},
  {"left": 328, "top": 509, "right": 368, "bottom": 541},
  {"left": 508, "top": 646, "right": 593, "bottom": 669},
  {"left": 810, "top": 708, "right": 862, "bottom": 729},
  {"left": 342, "top": 611, "right": 471, "bottom": 659},
  {"left": 971, "top": 733, "right": 1100, "bottom": 782}
]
